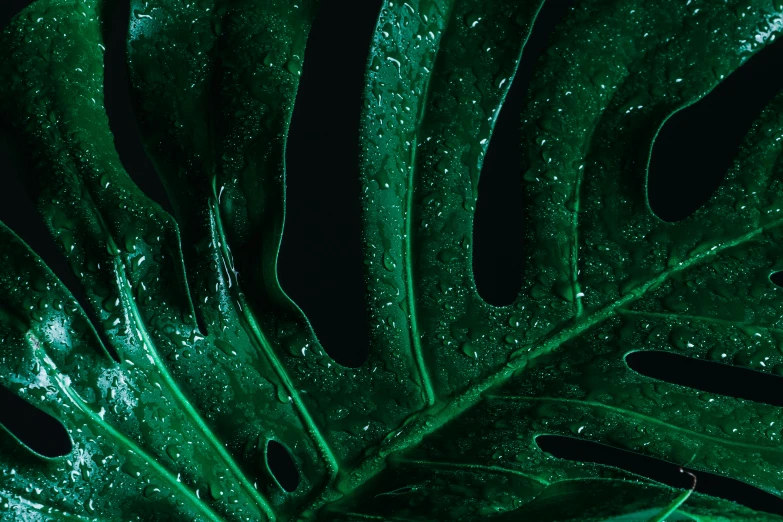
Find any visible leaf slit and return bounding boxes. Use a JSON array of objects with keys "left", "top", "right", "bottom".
[
  {"left": 102, "top": 0, "right": 175, "bottom": 217},
  {"left": 472, "top": 0, "right": 578, "bottom": 307},
  {"left": 209, "top": 201, "right": 340, "bottom": 482},
  {"left": 279, "top": 0, "right": 381, "bottom": 368},
  {"left": 626, "top": 350, "right": 783, "bottom": 408},
  {"left": 471, "top": 38, "right": 527, "bottom": 307},
  {"left": 535, "top": 434, "right": 783, "bottom": 516}
]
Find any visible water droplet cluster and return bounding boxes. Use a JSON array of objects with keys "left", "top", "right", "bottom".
[{"left": 2, "top": 0, "right": 783, "bottom": 520}]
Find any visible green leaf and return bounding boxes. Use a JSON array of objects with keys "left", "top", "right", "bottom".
[{"left": 2, "top": 0, "right": 783, "bottom": 520}]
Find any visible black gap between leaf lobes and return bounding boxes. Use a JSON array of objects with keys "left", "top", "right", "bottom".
[
  {"left": 279, "top": 0, "right": 382, "bottom": 368},
  {"left": 536, "top": 435, "right": 783, "bottom": 516},
  {"left": 648, "top": 36, "right": 783, "bottom": 222},
  {"left": 472, "top": 0, "right": 577, "bottom": 306},
  {"left": 102, "top": 0, "right": 174, "bottom": 217}
]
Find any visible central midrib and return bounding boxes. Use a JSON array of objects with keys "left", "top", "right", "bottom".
[{"left": 317, "top": 215, "right": 783, "bottom": 515}]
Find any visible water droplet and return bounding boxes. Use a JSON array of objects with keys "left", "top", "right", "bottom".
[
  {"left": 276, "top": 384, "right": 289, "bottom": 403},
  {"left": 208, "top": 480, "right": 224, "bottom": 500},
  {"left": 133, "top": 9, "right": 152, "bottom": 20},
  {"left": 670, "top": 326, "right": 695, "bottom": 350},
  {"left": 124, "top": 236, "right": 137, "bottom": 253},
  {"left": 382, "top": 251, "right": 397, "bottom": 271},
  {"left": 106, "top": 240, "right": 120, "bottom": 256},
  {"left": 464, "top": 11, "right": 481, "bottom": 28},
  {"left": 102, "top": 296, "right": 118, "bottom": 313},
  {"left": 437, "top": 249, "right": 458, "bottom": 264},
  {"left": 143, "top": 484, "right": 162, "bottom": 499},
  {"left": 166, "top": 444, "right": 181, "bottom": 461},
  {"left": 286, "top": 59, "right": 302, "bottom": 76},
  {"left": 530, "top": 284, "right": 549, "bottom": 300},
  {"left": 59, "top": 232, "right": 75, "bottom": 254},
  {"left": 508, "top": 314, "right": 524, "bottom": 328},
  {"left": 460, "top": 341, "right": 477, "bottom": 358},
  {"left": 121, "top": 458, "right": 144, "bottom": 479},
  {"left": 214, "top": 339, "right": 236, "bottom": 357}
]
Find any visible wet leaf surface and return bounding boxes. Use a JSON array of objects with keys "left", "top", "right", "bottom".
[{"left": 2, "top": 0, "right": 783, "bottom": 520}]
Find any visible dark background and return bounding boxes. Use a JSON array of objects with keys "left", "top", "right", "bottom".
[{"left": 3, "top": 0, "right": 783, "bottom": 516}]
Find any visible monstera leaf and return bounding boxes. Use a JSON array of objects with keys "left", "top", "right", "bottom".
[{"left": 3, "top": 0, "right": 783, "bottom": 519}]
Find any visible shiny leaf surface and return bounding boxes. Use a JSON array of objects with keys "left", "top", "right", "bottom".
[{"left": 2, "top": 0, "right": 783, "bottom": 520}]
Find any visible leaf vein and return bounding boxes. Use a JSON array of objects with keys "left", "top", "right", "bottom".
[
  {"left": 395, "top": 458, "right": 550, "bottom": 485},
  {"left": 208, "top": 199, "right": 340, "bottom": 482},
  {"left": 33, "top": 341, "right": 227, "bottom": 522},
  {"left": 487, "top": 395, "right": 782, "bottom": 453},
  {"left": 618, "top": 308, "right": 783, "bottom": 334},
  {"left": 333, "top": 216, "right": 783, "bottom": 501}
]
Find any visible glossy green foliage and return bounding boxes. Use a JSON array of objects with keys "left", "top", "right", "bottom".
[{"left": 2, "top": 0, "right": 783, "bottom": 520}]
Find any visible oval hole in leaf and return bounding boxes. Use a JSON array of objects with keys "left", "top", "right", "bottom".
[
  {"left": 648, "top": 38, "right": 783, "bottom": 222},
  {"left": 279, "top": 0, "right": 383, "bottom": 368},
  {"left": 535, "top": 435, "right": 783, "bottom": 516},
  {"left": 626, "top": 350, "right": 783, "bottom": 408},
  {"left": 0, "top": 385, "right": 71, "bottom": 457},
  {"left": 770, "top": 271, "right": 783, "bottom": 288},
  {"left": 473, "top": 0, "right": 576, "bottom": 306},
  {"left": 265, "top": 440, "right": 299, "bottom": 492}
]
